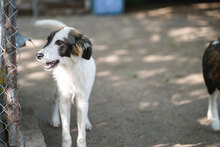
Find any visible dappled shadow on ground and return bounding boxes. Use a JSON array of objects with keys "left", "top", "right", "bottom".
[{"left": 18, "top": 2, "right": 220, "bottom": 147}]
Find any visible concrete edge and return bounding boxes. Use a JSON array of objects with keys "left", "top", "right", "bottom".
[{"left": 22, "top": 107, "right": 46, "bottom": 147}]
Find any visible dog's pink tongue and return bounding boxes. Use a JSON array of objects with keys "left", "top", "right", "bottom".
[{"left": 45, "top": 62, "right": 53, "bottom": 69}]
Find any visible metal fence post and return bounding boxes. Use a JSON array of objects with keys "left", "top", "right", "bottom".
[
  {"left": 0, "top": 0, "right": 23, "bottom": 146},
  {"left": 0, "top": 1, "right": 8, "bottom": 146}
]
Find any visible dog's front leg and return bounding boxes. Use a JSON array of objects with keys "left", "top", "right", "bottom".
[
  {"left": 76, "top": 96, "right": 88, "bottom": 147},
  {"left": 60, "top": 96, "right": 72, "bottom": 147},
  {"left": 51, "top": 95, "right": 61, "bottom": 127}
]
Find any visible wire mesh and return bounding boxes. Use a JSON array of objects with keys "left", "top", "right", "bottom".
[{"left": 0, "top": 0, "right": 23, "bottom": 146}]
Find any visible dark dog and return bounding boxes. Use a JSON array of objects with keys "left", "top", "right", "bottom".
[{"left": 202, "top": 38, "right": 220, "bottom": 131}]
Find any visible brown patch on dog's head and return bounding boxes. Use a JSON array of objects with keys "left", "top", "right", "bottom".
[
  {"left": 56, "top": 29, "right": 92, "bottom": 60},
  {"left": 69, "top": 30, "right": 83, "bottom": 57},
  {"left": 69, "top": 30, "right": 92, "bottom": 60}
]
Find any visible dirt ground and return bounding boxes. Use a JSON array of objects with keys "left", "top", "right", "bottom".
[{"left": 18, "top": 3, "right": 220, "bottom": 147}]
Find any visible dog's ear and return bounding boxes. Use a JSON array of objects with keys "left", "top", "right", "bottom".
[
  {"left": 78, "top": 35, "right": 92, "bottom": 60},
  {"left": 69, "top": 30, "right": 92, "bottom": 60}
]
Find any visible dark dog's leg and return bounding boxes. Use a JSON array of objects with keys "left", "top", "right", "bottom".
[{"left": 208, "top": 90, "right": 220, "bottom": 131}]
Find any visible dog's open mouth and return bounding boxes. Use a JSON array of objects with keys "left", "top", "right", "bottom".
[{"left": 44, "top": 60, "right": 60, "bottom": 70}]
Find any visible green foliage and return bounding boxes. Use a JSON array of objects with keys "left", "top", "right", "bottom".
[{"left": 128, "top": 73, "right": 138, "bottom": 78}]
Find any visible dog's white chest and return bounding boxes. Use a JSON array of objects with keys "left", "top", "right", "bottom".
[
  {"left": 53, "top": 65, "right": 80, "bottom": 96},
  {"left": 52, "top": 58, "right": 95, "bottom": 100}
]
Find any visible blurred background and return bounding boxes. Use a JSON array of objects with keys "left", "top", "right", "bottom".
[
  {"left": 16, "top": 0, "right": 220, "bottom": 16},
  {"left": 13, "top": 0, "right": 220, "bottom": 146}
]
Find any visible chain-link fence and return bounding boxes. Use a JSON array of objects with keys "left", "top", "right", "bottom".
[{"left": 0, "top": 0, "right": 23, "bottom": 146}]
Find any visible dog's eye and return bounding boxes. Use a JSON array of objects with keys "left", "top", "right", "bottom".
[{"left": 55, "top": 40, "right": 64, "bottom": 45}]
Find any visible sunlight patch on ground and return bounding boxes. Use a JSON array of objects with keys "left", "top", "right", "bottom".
[
  {"left": 139, "top": 101, "right": 150, "bottom": 109},
  {"left": 19, "top": 49, "right": 35, "bottom": 60},
  {"left": 147, "top": 7, "right": 173, "bottom": 17},
  {"left": 169, "top": 27, "right": 216, "bottom": 42},
  {"left": 137, "top": 68, "right": 166, "bottom": 79},
  {"left": 189, "top": 89, "right": 208, "bottom": 100},
  {"left": 187, "top": 15, "right": 209, "bottom": 26},
  {"left": 95, "top": 44, "right": 108, "bottom": 51},
  {"left": 137, "top": 48, "right": 148, "bottom": 54},
  {"left": 153, "top": 144, "right": 169, "bottom": 147},
  {"left": 96, "top": 122, "right": 108, "bottom": 127},
  {"left": 143, "top": 55, "right": 175, "bottom": 63},
  {"left": 97, "top": 55, "right": 119, "bottom": 63},
  {"left": 139, "top": 101, "right": 158, "bottom": 109},
  {"left": 150, "top": 34, "right": 161, "bottom": 42},
  {"left": 18, "top": 79, "right": 35, "bottom": 87},
  {"left": 27, "top": 71, "right": 50, "bottom": 80},
  {"left": 173, "top": 143, "right": 202, "bottom": 147},
  {"left": 134, "top": 12, "right": 147, "bottom": 20},
  {"left": 143, "top": 22, "right": 161, "bottom": 32},
  {"left": 189, "top": 89, "right": 206, "bottom": 97},
  {"left": 153, "top": 143, "right": 202, "bottom": 147},
  {"left": 169, "top": 27, "right": 197, "bottom": 37},
  {"left": 109, "top": 76, "right": 120, "bottom": 82},
  {"left": 97, "top": 49, "right": 133, "bottom": 64},
  {"left": 113, "top": 49, "right": 128, "bottom": 55},
  {"left": 171, "top": 93, "right": 192, "bottom": 105},
  {"left": 197, "top": 117, "right": 210, "bottom": 127},
  {"left": 171, "top": 73, "right": 203, "bottom": 85},
  {"left": 121, "top": 27, "right": 135, "bottom": 38},
  {"left": 192, "top": 3, "right": 220, "bottom": 10},
  {"left": 172, "top": 89, "right": 207, "bottom": 106},
  {"left": 19, "top": 39, "right": 44, "bottom": 61},
  {"left": 134, "top": 3, "right": 220, "bottom": 18},
  {"left": 206, "top": 10, "right": 220, "bottom": 19},
  {"left": 134, "top": 7, "right": 175, "bottom": 19},
  {"left": 153, "top": 144, "right": 202, "bottom": 147},
  {"left": 97, "top": 70, "right": 111, "bottom": 77},
  {"left": 25, "top": 39, "right": 45, "bottom": 48},
  {"left": 26, "top": 62, "right": 42, "bottom": 69}
]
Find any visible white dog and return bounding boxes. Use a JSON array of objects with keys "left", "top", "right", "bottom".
[{"left": 36, "top": 19, "right": 96, "bottom": 147}]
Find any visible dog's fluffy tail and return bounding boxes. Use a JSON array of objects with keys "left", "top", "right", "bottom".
[{"left": 35, "top": 19, "right": 67, "bottom": 29}]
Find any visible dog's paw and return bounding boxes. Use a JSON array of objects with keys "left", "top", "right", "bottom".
[
  {"left": 77, "top": 138, "right": 86, "bottom": 147},
  {"left": 86, "top": 122, "right": 93, "bottom": 131},
  {"left": 50, "top": 120, "right": 60, "bottom": 127},
  {"left": 211, "top": 119, "right": 220, "bottom": 131}
]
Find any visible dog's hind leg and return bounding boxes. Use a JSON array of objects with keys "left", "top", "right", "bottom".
[
  {"left": 86, "top": 116, "right": 93, "bottom": 131},
  {"left": 51, "top": 94, "right": 61, "bottom": 127},
  {"left": 60, "top": 96, "right": 72, "bottom": 147},
  {"left": 76, "top": 96, "right": 88, "bottom": 147},
  {"left": 85, "top": 103, "right": 93, "bottom": 131},
  {"left": 208, "top": 90, "right": 220, "bottom": 131}
]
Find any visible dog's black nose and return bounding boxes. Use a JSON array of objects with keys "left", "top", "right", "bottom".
[{"left": 36, "top": 53, "right": 44, "bottom": 60}]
